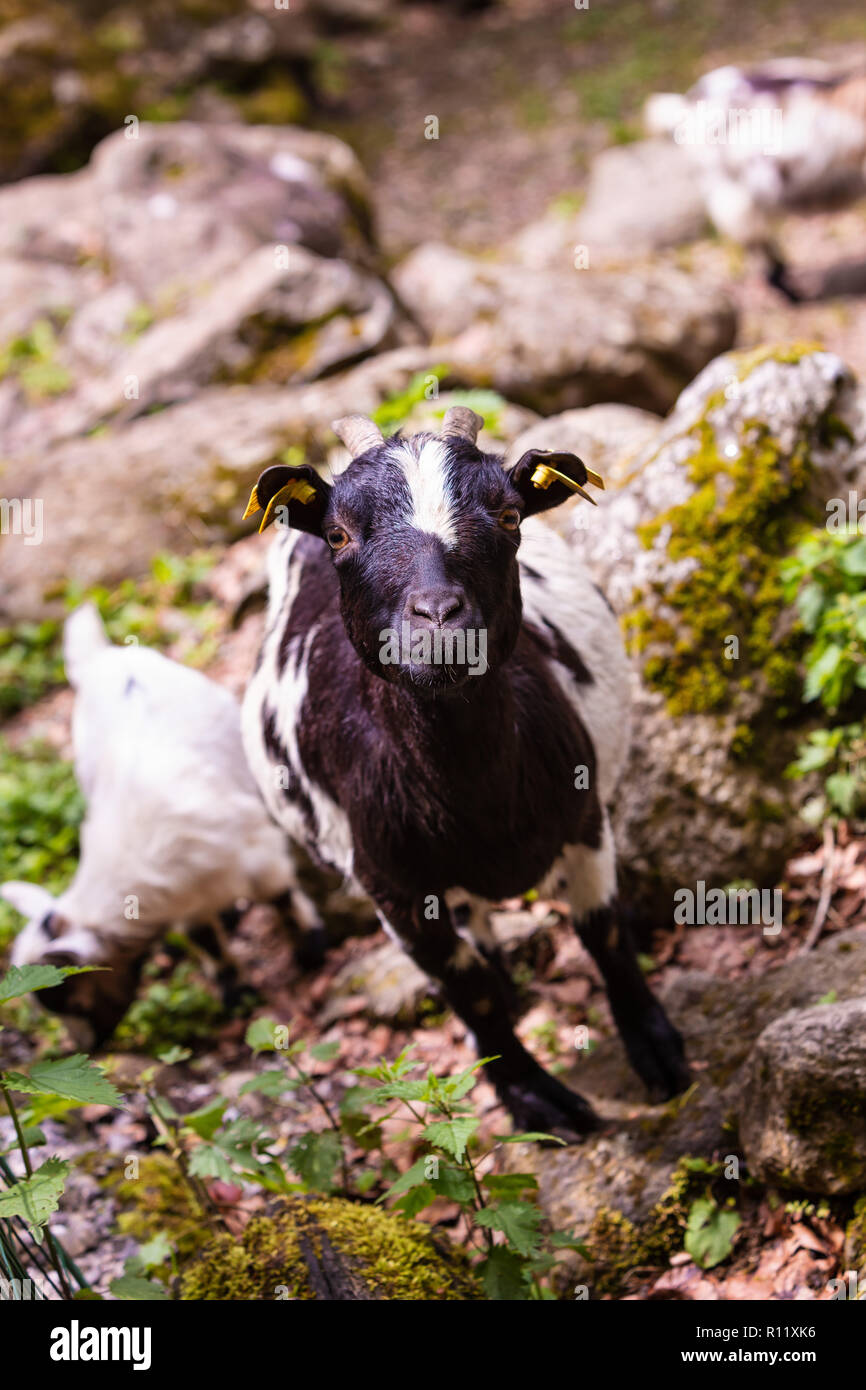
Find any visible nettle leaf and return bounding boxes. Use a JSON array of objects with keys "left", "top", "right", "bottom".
[
  {"left": 480, "top": 1245, "right": 527, "bottom": 1301},
  {"left": 0, "top": 1156, "right": 69, "bottom": 1239},
  {"left": 135, "top": 1232, "right": 173, "bottom": 1271},
  {"left": 109, "top": 1274, "right": 171, "bottom": 1301},
  {"left": 550, "top": 1230, "right": 590, "bottom": 1255},
  {"left": 0, "top": 1124, "right": 45, "bottom": 1156},
  {"left": 0, "top": 962, "right": 99, "bottom": 1004},
  {"left": 239, "top": 1071, "right": 298, "bottom": 1099},
  {"left": 181, "top": 1098, "right": 227, "bottom": 1141},
  {"left": 188, "top": 1142, "right": 235, "bottom": 1182},
  {"left": 684, "top": 1198, "right": 740, "bottom": 1269},
  {"left": 494, "top": 1132, "right": 566, "bottom": 1146},
  {"left": 245, "top": 1017, "right": 281, "bottom": 1053},
  {"left": 393, "top": 1183, "right": 437, "bottom": 1218},
  {"left": 4, "top": 1055, "right": 122, "bottom": 1107},
  {"left": 423, "top": 1116, "right": 479, "bottom": 1162},
  {"left": 475, "top": 1201, "right": 542, "bottom": 1257},
  {"left": 364, "top": 1078, "right": 429, "bottom": 1105},
  {"left": 288, "top": 1130, "right": 342, "bottom": 1193},
  {"left": 384, "top": 1156, "right": 428, "bottom": 1199},
  {"left": 433, "top": 1164, "right": 476, "bottom": 1204},
  {"left": 483, "top": 1173, "right": 538, "bottom": 1201}
]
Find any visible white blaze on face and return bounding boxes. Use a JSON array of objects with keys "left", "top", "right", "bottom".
[{"left": 394, "top": 438, "right": 457, "bottom": 547}]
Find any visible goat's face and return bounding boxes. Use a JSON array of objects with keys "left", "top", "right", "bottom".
[
  {"left": 1, "top": 881, "right": 143, "bottom": 1049},
  {"left": 247, "top": 409, "right": 596, "bottom": 695}
]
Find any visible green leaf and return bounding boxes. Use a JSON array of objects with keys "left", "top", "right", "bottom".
[
  {"left": 157, "top": 1046, "right": 192, "bottom": 1066},
  {"left": 825, "top": 772, "right": 859, "bottom": 816},
  {"left": 0, "top": 1156, "right": 69, "bottom": 1238},
  {"left": 483, "top": 1172, "right": 538, "bottom": 1201},
  {"left": 684, "top": 1198, "right": 740, "bottom": 1269},
  {"left": 4, "top": 1055, "right": 122, "bottom": 1107},
  {"left": 475, "top": 1201, "right": 542, "bottom": 1257},
  {"left": 187, "top": 1141, "right": 235, "bottom": 1182},
  {"left": 287, "top": 1130, "right": 342, "bottom": 1193},
  {"left": 432, "top": 1164, "right": 476, "bottom": 1204},
  {"left": 0, "top": 962, "right": 98, "bottom": 1004},
  {"left": 308, "top": 1040, "right": 340, "bottom": 1062},
  {"left": 480, "top": 1245, "right": 527, "bottom": 1300},
  {"left": 109, "top": 1274, "right": 171, "bottom": 1301},
  {"left": 393, "top": 1183, "right": 437, "bottom": 1217},
  {"left": 181, "top": 1098, "right": 227, "bottom": 1141},
  {"left": 364, "top": 1078, "right": 430, "bottom": 1104},
  {"left": 384, "top": 1156, "right": 429, "bottom": 1198},
  {"left": 493, "top": 1132, "right": 566, "bottom": 1146},
  {"left": 245, "top": 1016, "right": 281, "bottom": 1052},
  {"left": 422, "top": 1116, "right": 479, "bottom": 1161},
  {"left": 239, "top": 1071, "right": 297, "bottom": 1098},
  {"left": 550, "top": 1230, "right": 590, "bottom": 1255},
  {"left": 135, "top": 1232, "right": 173, "bottom": 1271}
]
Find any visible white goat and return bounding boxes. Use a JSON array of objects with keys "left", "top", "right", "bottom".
[
  {"left": 646, "top": 59, "right": 866, "bottom": 297},
  {"left": 1, "top": 604, "right": 317, "bottom": 1046}
]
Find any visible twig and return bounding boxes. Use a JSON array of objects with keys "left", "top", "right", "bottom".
[{"left": 802, "top": 822, "right": 836, "bottom": 953}]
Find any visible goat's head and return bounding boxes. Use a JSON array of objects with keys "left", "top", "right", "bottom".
[
  {"left": 0, "top": 880, "right": 145, "bottom": 1048},
  {"left": 245, "top": 409, "right": 600, "bottom": 694}
]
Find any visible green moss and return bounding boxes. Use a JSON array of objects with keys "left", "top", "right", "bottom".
[
  {"left": 784, "top": 1089, "right": 866, "bottom": 1188},
  {"left": 623, "top": 345, "right": 833, "bottom": 718},
  {"left": 104, "top": 1154, "right": 212, "bottom": 1261},
  {"left": 179, "top": 1196, "right": 482, "bottom": 1301},
  {"left": 844, "top": 1196, "right": 866, "bottom": 1277},
  {"left": 584, "top": 1159, "right": 708, "bottom": 1296}
]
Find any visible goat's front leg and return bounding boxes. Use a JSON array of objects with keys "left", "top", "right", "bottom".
[
  {"left": 375, "top": 894, "right": 600, "bottom": 1142},
  {"left": 561, "top": 827, "right": 690, "bottom": 1101}
]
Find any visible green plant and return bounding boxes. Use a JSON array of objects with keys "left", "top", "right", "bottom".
[
  {"left": 0, "top": 317, "right": 72, "bottom": 400},
  {"left": 144, "top": 1024, "right": 587, "bottom": 1299},
  {"left": 0, "top": 962, "right": 124, "bottom": 1296},
  {"left": 783, "top": 530, "right": 866, "bottom": 818},
  {"left": 0, "top": 740, "right": 84, "bottom": 950},
  {"left": 0, "top": 549, "right": 218, "bottom": 718},
  {"left": 114, "top": 962, "right": 225, "bottom": 1052}
]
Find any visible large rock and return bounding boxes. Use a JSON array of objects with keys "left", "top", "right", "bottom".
[
  {"left": 0, "top": 347, "right": 447, "bottom": 621},
  {"left": 511, "top": 140, "right": 708, "bottom": 270},
  {"left": 0, "top": 122, "right": 411, "bottom": 455},
  {"left": 393, "top": 241, "right": 735, "bottom": 415},
  {"left": 739, "top": 1000, "right": 866, "bottom": 1195},
  {"left": 533, "top": 345, "right": 866, "bottom": 906},
  {"left": 513, "top": 930, "right": 866, "bottom": 1293}
]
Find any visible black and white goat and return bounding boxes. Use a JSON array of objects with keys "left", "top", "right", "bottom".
[
  {"left": 646, "top": 59, "right": 866, "bottom": 299},
  {"left": 1, "top": 604, "right": 317, "bottom": 1046},
  {"left": 241, "top": 407, "right": 689, "bottom": 1138}
]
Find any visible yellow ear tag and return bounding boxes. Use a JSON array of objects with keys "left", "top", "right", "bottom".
[
  {"left": 529, "top": 462, "right": 603, "bottom": 506},
  {"left": 258, "top": 478, "right": 317, "bottom": 532},
  {"left": 242, "top": 485, "right": 261, "bottom": 522}
]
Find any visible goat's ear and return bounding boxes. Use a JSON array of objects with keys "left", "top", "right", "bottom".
[
  {"left": 0, "top": 881, "right": 55, "bottom": 921},
  {"left": 507, "top": 449, "right": 603, "bottom": 516},
  {"left": 243, "top": 464, "right": 331, "bottom": 536}
]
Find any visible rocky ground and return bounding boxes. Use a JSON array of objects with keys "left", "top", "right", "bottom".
[{"left": 4, "top": 0, "right": 866, "bottom": 1301}]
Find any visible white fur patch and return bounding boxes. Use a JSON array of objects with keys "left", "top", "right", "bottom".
[{"left": 393, "top": 438, "right": 457, "bottom": 547}]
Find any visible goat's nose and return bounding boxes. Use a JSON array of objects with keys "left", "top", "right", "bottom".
[{"left": 411, "top": 591, "right": 464, "bottom": 625}]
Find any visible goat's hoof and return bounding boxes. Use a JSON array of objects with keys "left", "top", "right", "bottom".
[
  {"left": 622, "top": 1003, "right": 690, "bottom": 1102},
  {"left": 293, "top": 924, "right": 329, "bottom": 972},
  {"left": 497, "top": 1073, "right": 600, "bottom": 1144}
]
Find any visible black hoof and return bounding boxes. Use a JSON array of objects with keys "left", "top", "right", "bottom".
[
  {"left": 620, "top": 1002, "right": 690, "bottom": 1102},
  {"left": 495, "top": 1070, "right": 600, "bottom": 1143},
  {"left": 293, "top": 924, "right": 329, "bottom": 972}
]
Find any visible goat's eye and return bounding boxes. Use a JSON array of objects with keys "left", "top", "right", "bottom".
[
  {"left": 326, "top": 526, "right": 351, "bottom": 551},
  {"left": 499, "top": 507, "right": 521, "bottom": 532}
]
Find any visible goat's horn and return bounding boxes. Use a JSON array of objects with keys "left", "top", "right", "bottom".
[
  {"left": 440, "top": 406, "right": 483, "bottom": 444},
  {"left": 331, "top": 414, "right": 384, "bottom": 458}
]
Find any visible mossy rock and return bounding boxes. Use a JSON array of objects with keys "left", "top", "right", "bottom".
[
  {"left": 566, "top": 344, "right": 866, "bottom": 903},
  {"left": 103, "top": 1153, "right": 212, "bottom": 1261},
  {"left": 179, "top": 1195, "right": 482, "bottom": 1301}
]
